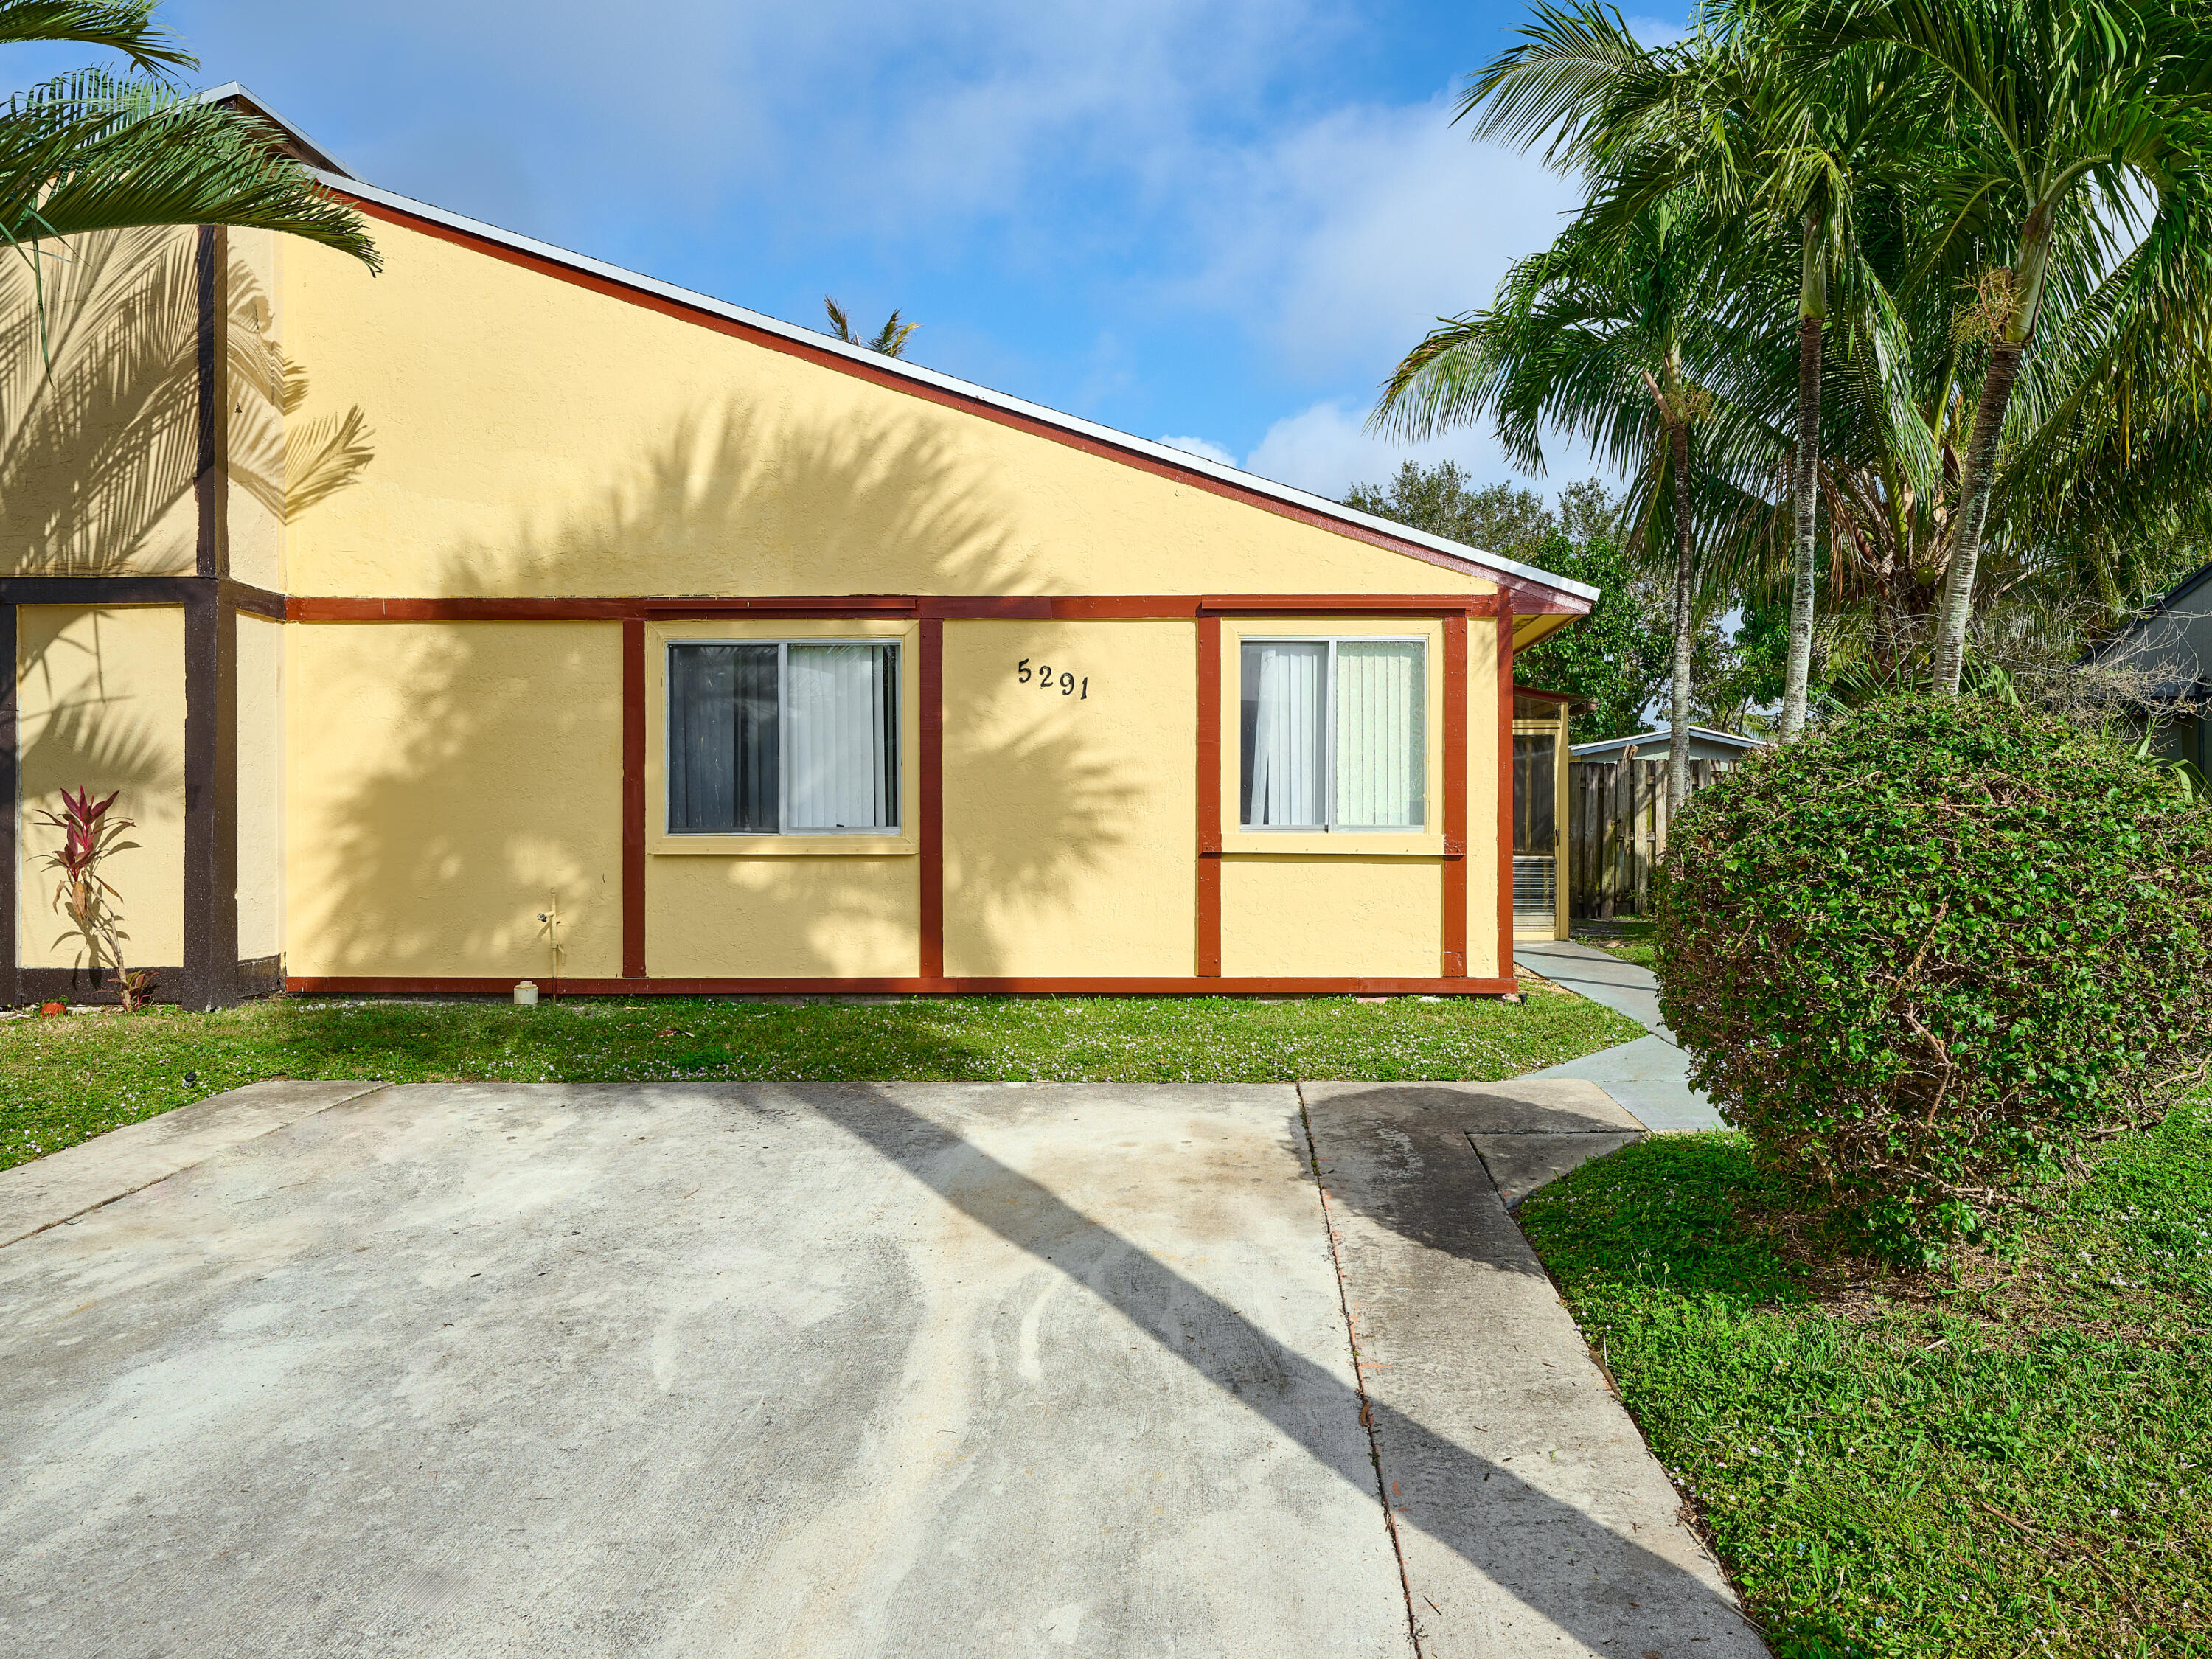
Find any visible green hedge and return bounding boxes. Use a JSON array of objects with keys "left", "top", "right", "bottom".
[{"left": 1656, "top": 695, "right": 2212, "bottom": 1259}]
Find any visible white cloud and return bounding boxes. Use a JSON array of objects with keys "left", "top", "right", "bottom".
[
  {"left": 1241, "top": 398, "right": 1600, "bottom": 503},
  {"left": 1172, "top": 97, "right": 1582, "bottom": 381},
  {"left": 1155, "top": 434, "right": 1238, "bottom": 467}
]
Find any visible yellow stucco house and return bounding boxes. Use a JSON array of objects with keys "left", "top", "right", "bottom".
[{"left": 1, "top": 91, "right": 1593, "bottom": 1008}]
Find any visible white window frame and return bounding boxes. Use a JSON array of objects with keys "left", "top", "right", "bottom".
[
  {"left": 664, "top": 637, "right": 902, "bottom": 837},
  {"left": 1239, "top": 634, "right": 1427, "bottom": 833}
]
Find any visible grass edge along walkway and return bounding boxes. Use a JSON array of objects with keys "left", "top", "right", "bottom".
[
  {"left": 1519, "top": 1099, "right": 2212, "bottom": 1659},
  {"left": 1, "top": 989, "right": 1641, "bottom": 1172}
]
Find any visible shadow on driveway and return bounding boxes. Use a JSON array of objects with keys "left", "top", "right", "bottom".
[{"left": 815, "top": 1082, "right": 1763, "bottom": 1654}]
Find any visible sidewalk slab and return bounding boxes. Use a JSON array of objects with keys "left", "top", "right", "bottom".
[
  {"left": 1517, "top": 1034, "right": 1724, "bottom": 1135},
  {"left": 1515, "top": 940, "right": 1728, "bottom": 1133},
  {"left": 1514, "top": 939, "right": 1671, "bottom": 1034},
  {"left": 0, "top": 1079, "right": 385, "bottom": 1247},
  {"left": 1467, "top": 1133, "right": 1643, "bottom": 1209},
  {"left": 1302, "top": 1080, "right": 1767, "bottom": 1658}
]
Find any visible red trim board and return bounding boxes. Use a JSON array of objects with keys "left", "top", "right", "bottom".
[
  {"left": 1441, "top": 614, "right": 1469, "bottom": 978},
  {"left": 285, "top": 592, "right": 1515, "bottom": 623},
  {"left": 1496, "top": 610, "right": 1517, "bottom": 989},
  {"left": 288, "top": 975, "right": 1522, "bottom": 998},
  {"left": 918, "top": 618, "right": 945, "bottom": 980},
  {"left": 1195, "top": 617, "right": 1222, "bottom": 976},
  {"left": 622, "top": 619, "right": 647, "bottom": 978}
]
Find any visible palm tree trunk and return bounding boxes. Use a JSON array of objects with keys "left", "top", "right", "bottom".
[
  {"left": 1930, "top": 338, "right": 2025, "bottom": 695},
  {"left": 1668, "top": 414, "right": 1695, "bottom": 817},
  {"left": 1780, "top": 313, "right": 1822, "bottom": 738}
]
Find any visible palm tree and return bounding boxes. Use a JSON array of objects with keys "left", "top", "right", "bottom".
[
  {"left": 1374, "top": 200, "right": 1733, "bottom": 813},
  {"left": 1, "top": 1, "right": 379, "bottom": 291},
  {"left": 1818, "top": 0, "right": 2212, "bottom": 695},
  {"left": 1462, "top": 0, "right": 1929, "bottom": 740},
  {"left": 824, "top": 295, "right": 917, "bottom": 358}
]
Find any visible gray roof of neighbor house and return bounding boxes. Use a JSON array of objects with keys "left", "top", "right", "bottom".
[
  {"left": 1570, "top": 725, "right": 1766, "bottom": 759},
  {"left": 2089, "top": 559, "right": 2212, "bottom": 703},
  {"left": 204, "top": 85, "right": 1599, "bottom": 615}
]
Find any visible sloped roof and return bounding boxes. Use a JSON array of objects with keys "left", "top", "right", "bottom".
[
  {"left": 209, "top": 84, "right": 1598, "bottom": 617},
  {"left": 1571, "top": 725, "right": 1765, "bottom": 759},
  {"left": 2089, "top": 557, "right": 2212, "bottom": 701}
]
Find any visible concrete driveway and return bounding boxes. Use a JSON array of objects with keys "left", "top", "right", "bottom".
[{"left": 0, "top": 1079, "right": 1763, "bottom": 1658}]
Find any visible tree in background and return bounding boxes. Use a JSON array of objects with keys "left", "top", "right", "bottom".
[
  {"left": 1344, "top": 464, "right": 1689, "bottom": 740},
  {"left": 824, "top": 295, "right": 917, "bottom": 358},
  {"left": 1820, "top": 0, "right": 2212, "bottom": 696},
  {"left": 1, "top": 1, "right": 379, "bottom": 307},
  {"left": 1465, "top": 0, "right": 1914, "bottom": 741},
  {"left": 1373, "top": 198, "right": 1736, "bottom": 813},
  {"left": 1393, "top": 0, "right": 2212, "bottom": 731}
]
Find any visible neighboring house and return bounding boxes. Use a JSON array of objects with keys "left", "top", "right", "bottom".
[
  {"left": 1570, "top": 726, "right": 1766, "bottom": 765},
  {"left": 0, "top": 90, "right": 1596, "bottom": 1007},
  {"left": 2089, "top": 560, "right": 2211, "bottom": 773}
]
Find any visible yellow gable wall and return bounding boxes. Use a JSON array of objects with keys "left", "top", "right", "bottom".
[
  {"left": 0, "top": 230, "right": 201, "bottom": 578},
  {"left": 276, "top": 216, "right": 1499, "bottom": 603}
]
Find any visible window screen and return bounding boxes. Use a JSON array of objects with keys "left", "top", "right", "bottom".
[
  {"left": 668, "top": 641, "right": 900, "bottom": 833},
  {"left": 1239, "top": 638, "right": 1425, "bottom": 830}
]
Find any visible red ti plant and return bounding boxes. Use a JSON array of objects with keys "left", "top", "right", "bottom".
[{"left": 32, "top": 787, "right": 156, "bottom": 1010}]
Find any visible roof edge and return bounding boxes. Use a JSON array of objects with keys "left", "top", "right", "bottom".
[
  {"left": 198, "top": 82, "right": 355, "bottom": 179},
  {"left": 1571, "top": 724, "right": 1765, "bottom": 755},
  {"left": 307, "top": 167, "right": 1600, "bottom": 611}
]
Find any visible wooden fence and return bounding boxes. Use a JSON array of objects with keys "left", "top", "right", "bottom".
[{"left": 1568, "top": 757, "right": 1733, "bottom": 919}]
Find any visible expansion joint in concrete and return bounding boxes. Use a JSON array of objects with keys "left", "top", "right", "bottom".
[{"left": 1295, "top": 1082, "right": 1427, "bottom": 1659}]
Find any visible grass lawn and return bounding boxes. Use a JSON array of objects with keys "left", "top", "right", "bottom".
[
  {"left": 1520, "top": 1099, "right": 2212, "bottom": 1659},
  {"left": 1573, "top": 916, "right": 1660, "bottom": 971},
  {"left": 0, "top": 988, "right": 1638, "bottom": 1172}
]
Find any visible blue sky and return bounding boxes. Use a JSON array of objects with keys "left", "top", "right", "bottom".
[{"left": 13, "top": 1, "right": 1683, "bottom": 501}]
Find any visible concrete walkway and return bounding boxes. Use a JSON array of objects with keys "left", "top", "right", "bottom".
[
  {"left": 1514, "top": 939, "right": 1725, "bottom": 1133},
  {"left": 0, "top": 1079, "right": 1763, "bottom": 1658}
]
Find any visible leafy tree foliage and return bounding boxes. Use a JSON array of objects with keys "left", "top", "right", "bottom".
[{"left": 1345, "top": 462, "right": 1683, "bottom": 740}]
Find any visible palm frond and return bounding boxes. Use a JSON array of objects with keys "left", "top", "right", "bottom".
[
  {"left": 0, "top": 0, "right": 192, "bottom": 74},
  {"left": 870, "top": 310, "right": 916, "bottom": 357},
  {"left": 0, "top": 74, "right": 378, "bottom": 268}
]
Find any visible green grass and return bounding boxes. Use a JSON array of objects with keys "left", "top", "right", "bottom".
[
  {"left": 0, "top": 989, "right": 1638, "bottom": 1172},
  {"left": 1573, "top": 917, "right": 1660, "bottom": 970},
  {"left": 1520, "top": 1100, "right": 2212, "bottom": 1658}
]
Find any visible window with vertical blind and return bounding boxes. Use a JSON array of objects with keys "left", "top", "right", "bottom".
[
  {"left": 667, "top": 641, "right": 900, "bottom": 833},
  {"left": 1239, "top": 637, "right": 1425, "bottom": 830}
]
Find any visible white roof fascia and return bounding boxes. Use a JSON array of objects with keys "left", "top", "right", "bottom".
[
  {"left": 310, "top": 168, "right": 1599, "bottom": 608},
  {"left": 1571, "top": 725, "right": 1763, "bottom": 757},
  {"left": 197, "top": 82, "right": 355, "bottom": 179}
]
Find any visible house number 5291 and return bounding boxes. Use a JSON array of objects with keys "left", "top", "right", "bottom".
[{"left": 1015, "top": 659, "right": 1088, "bottom": 698}]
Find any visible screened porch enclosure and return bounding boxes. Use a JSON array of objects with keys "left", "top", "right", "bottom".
[{"left": 1511, "top": 689, "right": 1571, "bottom": 939}]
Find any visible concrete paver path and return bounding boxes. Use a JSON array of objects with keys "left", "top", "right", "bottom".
[
  {"left": 1513, "top": 939, "right": 1726, "bottom": 1133},
  {"left": 0, "top": 1079, "right": 1762, "bottom": 1657}
]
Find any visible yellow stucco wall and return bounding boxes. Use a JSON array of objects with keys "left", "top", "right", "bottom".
[
  {"left": 237, "top": 612, "right": 284, "bottom": 959},
  {"left": 0, "top": 229, "right": 201, "bottom": 577},
  {"left": 1220, "top": 860, "right": 1447, "bottom": 978},
  {"left": 227, "top": 227, "right": 288, "bottom": 593},
  {"left": 16, "top": 605, "right": 187, "bottom": 968},
  {"left": 285, "top": 620, "right": 622, "bottom": 979},
  {"left": 278, "top": 218, "right": 1501, "bottom": 603},
  {"left": 943, "top": 619, "right": 1194, "bottom": 977}
]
